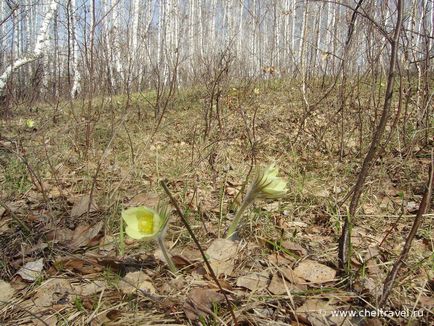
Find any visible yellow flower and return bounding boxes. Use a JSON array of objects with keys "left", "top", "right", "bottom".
[
  {"left": 122, "top": 206, "right": 164, "bottom": 240},
  {"left": 226, "top": 163, "right": 287, "bottom": 238},
  {"left": 255, "top": 163, "right": 287, "bottom": 198},
  {"left": 253, "top": 88, "right": 260, "bottom": 95},
  {"left": 25, "top": 119, "right": 35, "bottom": 128}
]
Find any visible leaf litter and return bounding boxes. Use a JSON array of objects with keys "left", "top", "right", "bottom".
[
  {"left": 183, "top": 288, "right": 225, "bottom": 321},
  {"left": 1, "top": 86, "right": 433, "bottom": 325},
  {"left": 16, "top": 258, "right": 44, "bottom": 281}
]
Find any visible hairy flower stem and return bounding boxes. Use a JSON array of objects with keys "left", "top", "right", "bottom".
[
  {"left": 157, "top": 236, "right": 177, "bottom": 274},
  {"left": 226, "top": 191, "right": 256, "bottom": 239}
]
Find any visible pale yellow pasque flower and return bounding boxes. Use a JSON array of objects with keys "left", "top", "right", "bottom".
[
  {"left": 122, "top": 206, "right": 165, "bottom": 240},
  {"left": 255, "top": 163, "right": 287, "bottom": 198},
  {"left": 226, "top": 163, "right": 287, "bottom": 238},
  {"left": 121, "top": 204, "right": 176, "bottom": 273},
  {"left": 25, "top": 119, "right": 35, "bottom": 128}
]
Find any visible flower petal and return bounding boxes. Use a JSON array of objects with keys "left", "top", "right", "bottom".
[
  {"left": 125, "top": 225, "right": 146, "bottom": 239},
  {"left": 257, "top": 163, "right": 287, "bottom": 198},
  {"left": 122, "top": 207, "right": 144, "bottom": 221},
  {"left": 122, "top": 206, "right": 161, "bottom": 240}
]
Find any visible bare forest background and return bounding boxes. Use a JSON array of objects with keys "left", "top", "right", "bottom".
[
  {"left": 1, "top": 0, "right": 433, "bottom": 100},
  {"left": 0, "top": 0, "right": 433, "bottom": 325}
]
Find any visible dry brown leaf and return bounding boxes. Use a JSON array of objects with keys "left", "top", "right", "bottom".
[
  {"left": 279, "top": 266, "right": 307, "bottom": 288},
  {"left": 236, "top": 271, "right": 269, "bottom": 292},
  {"left": 296, "top": 299, "right": 350, "bottom": 326},
  {"left": 419, "top": 295, "right": 434, "bottom": 308},
  {"left": 293, "top": 260, "right": 336, "bottom": 284},
  {"left": 56, "top": 257, "right": 103, "bottom": 274},
  {"left": 106, "top": 309, "right": 122, "bottom": 321},
  {"left": 119, "top": 271, "right": 155, "bottom": 294},
  {"left": 352, "top": 227, "right": 383, "bottom": 247},
  {"left": 176, "top": 246, "right": 202, "bottom": 261},
  {"left": 379, "top": 196, "right": 393, "bottom": 210},
  {"left": 285, "top": 221, "right": 308, "bottom": 228},
  {"left": 70, "top": 195, "right": 99, "bottom": 218},
  {"left": 225, "top": 187, "right": 237, "bottom": 196},
  {"left": 362, "top": 203, "right": 378, "bottom": 215},
  {"left": 160, "top": 245, "right": 203, "bottom": 269},
  {"left": 127, "top": 192, "right": 159, "bottom": 207},
  {"left": 280, "top": 265, "right": 298, "bottom": 283},
  {"left": 0, "top": 219, "right": 11, "bottom": 234},
  {"left": 69, "top": 221, "right": 104, "bottom": 250},
  {"left": 365, "top": 246, "right": 382, "bottom": 276},
  {"left": 268, "top": 273, "right": 289, "bottom": 295},
  {"left": 314, "top": 188, "right": 330, "bottom": 198},
  {"left": 171, "top": 255, "right": 192, "bottom": 269},
  {"left": 17, "top": 258, "right": 44, "bottom": 281},
  {"left": 0, "top": 280, "right": 15, "bottom": 302},
  {"left": 4, "top": 200, "right": 25, "bottom": 213},
  {"left": 263, "top": 201, "right": 280, "bottom": 211},
  {"left": 406, "top": 201, "right": 419, "bottom": 213},
  {"left": 48, "top": 186, "right": 63, "bottom": 199},
  {"left": 32, "top": 278, "right": 73, "bottom": 307},
  {"left": 361, "top": 277, "right": 383, "bottom": 299},
  {"left": 32, "top": 315, "right": 57, "bottom": 326},
  {"left": 72, "top": 280, "right": 106, "bottom": 296},
  {"left": 366, "top": 246, "right": 380, "bottom": 259},
  {"left": 205, "top": 238, "right": 238, "bottom": 276},
  {"left": 296, "top": 299, "right": 333, "bottom": 322},
  {"left": 99, "top": 235, "right": 116, "bottom": 253},
  {"left": 46, "top": 228, "right": 74, "bottom": 242},
  {"left": 183, "top": 288, "right": 225, "bottom": 321},
  {"left": 281, "top": 240, "right": 307, "bottom": 256},
  {"left": 268, "top": 253, "right": 293, "bottom": 266}
]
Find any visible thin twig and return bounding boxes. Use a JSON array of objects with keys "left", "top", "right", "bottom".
[
  {"left": 378, "top": 200, "right": 405, "bottom": 248},
  {"left": 160, "top": 180, "right": 238, "bottom": 325},
  {"left": 0, "top": 199, "right": 31, "bottom": 234},
  {"left": 338, "top": 0, "right": 403, "bottom": 278},
  {"left": 379, "top": 152, "right": 433, "bottom": 307}
]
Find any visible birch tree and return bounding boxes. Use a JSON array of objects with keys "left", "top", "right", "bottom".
[
  {"left": 0, "top": 0, "right": 58, "bottom": 94},
  {"left": 70, "top": 0, "right": 81, "bottom": 98}
]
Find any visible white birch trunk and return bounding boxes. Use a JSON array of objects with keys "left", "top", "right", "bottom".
[
  {"left": 113, "top": 0, "right": 124, "bottom": 86},
  {"left": 314, "top": 2, "right": 324, "bottom": 73},
  {"left": 0, "top": 1, "right": 4, "bottom": 66},
  {"left": 251, "top": 0, "right": 257, "bottom": 75},
  {"left": 157, "top": 0, "right": 163, "bottom": 66},
  {"left": 131, "top": 0, "right": 140, "bottom": 55},
  {"left": 237, "top": 0, "right": 244, "bottom": 59},
  {"left": 291, "top": 0, "right": 296, "bottom": 72},
  {"left": 275, "top": 1, "right": 281, "bottom": 69},
  {"left": 198, "top": 0, "right": 204, "bottom": 59},
  {"left": 211, "top": 0, "right": 217, "bottom": 55},
  {"left": 0, "top": 0, "right": 58, "bottom": 94},
  {"left": 71, "top": 0, "right": 81, "bottom": 98},
  {"left": 298, "top": 0, "right": 308, "bottom": 67},
  {"left": 188, "top": 0, "right": 195, "bottom": 67}
]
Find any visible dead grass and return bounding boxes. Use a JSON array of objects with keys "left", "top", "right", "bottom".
[{"left": 0, "top": 79, "right": 432, "bottom": 325}]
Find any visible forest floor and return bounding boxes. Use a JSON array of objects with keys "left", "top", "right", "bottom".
[{"left": 0, "top": 79, "right": 433, "bottom": 325}]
